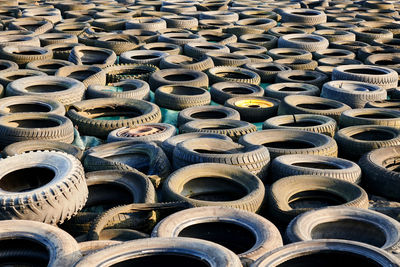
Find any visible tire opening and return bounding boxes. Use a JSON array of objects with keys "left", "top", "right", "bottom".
[
  {"left": 110, "top": 253, "right": 210, "bottom": 267},
  {"left": 349, "top": 129, "right": 395, "bottom": 141},
  {"left": 0, "top": 167, "right": 54, "bottom": 192},
  {"left": 6, "top": 103, "right": 52, "bottom": 113},
  {"left": 190, "top": 111, "right": 227, "bottom": 119},
  {"left": 288, "top": 190, "right": 347, "bottom": 209},
  {"left": 0, "top": 238, "right": 50, "bottom": 267}
]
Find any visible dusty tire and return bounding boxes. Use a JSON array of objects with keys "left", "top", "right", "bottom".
[
  {"left": 270, "top": 154, "right": 361, "bottom": 184},
  {"left": 67, "top": 98, "right": 161, "bottom": 138},
  {"left": 207, "top": 66, "right": 261, "bottom": 85},
  {"left": 239, "top": 129, "right": 338, "bottom": 159},
  {"left": 358, "top": 146, "right": 400, "bottom": 200},
  {"left": 179, "top": 119, "right": 257, "bottom": 141},
  {"left": 149, "top": 68, "right": 209, "bottom": 91},
  {"left": 162, "top": 163, "right": 265, "bottom": 212},
  {"left": 74, "top": 237, "right": 242, "bottom": 267},
  {"left": 0, "top": 220, "right": 81, "bottom": 266},
  {"left": 278, "top": 34, "right": 329, "bottom": 52},
  {"left": 86, "top": 80, "right": 150, "bottom": 100},
  {"left": 107, "top": 123, "right": 176, "bottom": 144},
  {"left": 0, "top": 96, "right": 65, "bottom": 116},
  {"left": 264, "top": 83, "right": 320, "bottom": 100},
  {"left": 339, "top": 108, "right": 400, "bottom": 129},
  {"left": 334, "top": 125, "right": 400, "bottom": 160},
  {"left": 210, "top": 82, "right": 264, "bottom": 104},
  {"left": 280, "top": 9, "right": 327, "bottom": 25},
  {"left": 263, "top": 114, "right": 337, "bottom": 137},
  {"left": 55, "top": 65, "right": 106, "bottom": 88},
  {"left": 2, "top": 140, "right": 83, "bottom": 159},
  {"left": 286, "top": 206, "right": 400, "bottom": 254},
  {"left": 224, "top": 96, "right": 280, "bottom": 122},
  {"left": 6, "top": 76, "right": 86, "bottom": 106},
  {"left": 268, "top": 175, "right": 369, "bottom": 223},
  {"left": 0, "top": 151, "right": 87, "bottom": 224},
  {"left": 244, "top": 63, "right": 291, "bottom": 83},
  {"left": 152, "top": 206, "right": 283, "bottom": 266},
  {"left": 155, "top": 85, "right": 211, "bottom": 110},
  {"left": 275, "top": 70, "right": 328, "bottom": 87},
  {"left": 278, "top": 95, "right": 351, "bottom": 122}
]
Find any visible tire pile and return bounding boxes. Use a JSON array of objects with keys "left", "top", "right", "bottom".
[{"left": 1, "top": 0, "right": 400, "bottom": 266}]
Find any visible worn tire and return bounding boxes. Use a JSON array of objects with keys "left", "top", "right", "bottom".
[
  {"left": 0, "top": 95, "right": 65, "bottom": 116},
  {"left": 210, "top": 82, "right": 264, "bottom": 104},
  {"left": 155, "top": 85, "right": 211, "bottom": 110},
  {"left": 107, "top": 123, "right": 176, "bottom": 144},
  {"left": 340, "top": 108, "right": 400, "bottom": 129},
  {"left": 224, "top": 96, "right": 280, "bottom": 122}
]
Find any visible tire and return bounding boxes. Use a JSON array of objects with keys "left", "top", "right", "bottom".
[
  {"left": 275, "top": 70, "right": 328, "bottom": 87},
  {"left": 206, "top": 51, "right": 250, "bottom": 67},
  {"left": 274, "top": 58, "right": 318, "bottom": 70},
  {"left": 270, "top": 154, "right": 361, "bottom": 184},
  {"left": 0, "top": 69, "right": 47, "bottom": 88},
  {"left": 55, "top": 65, "right": 106, "bottom": 88},
  {"left": 120, "top": 50, "right": 168, "bottom": 66},
  {"left": 263, "top": 114, "right": 337, "bottom": 137},
  {"left": 126, "top": 17, "right": 167, "bottom": 31},
  {"left": 140, "top": 42, "right": 182, "bottom": 55},
  {"left": 278, "top": 34, "right": 329, "bottom": 52},
  {"left": 207, "top": 66, "right": 261, "bottom": 85},
  {"left": 340, "top": 108, "right": 400, "bottom": 129},
  {"left": 107, "top": 123, "right": 176, "bottom": 144},
  {"left": 313, "top": 29, "right": 356, "bottom": 42},
  {"left": 74, "top": 237, "right": 242, "bottom": 267},
  {"left": 61, "top": 169, "right": 156, "bottom": 237},
  {"left": 149, "top": 68, "right": 209, "bottom": 91},
  {"left": 233, "top": 51, "right": 273, "bottom": 63},
  {"left": 8, "top": 17, "right": 53, "bottom": 36},
  {"left": 365, "top": 99, "right": 400, "bottom": 110},
  {"left": 162, "top": 163, "right": 265, "bottom": 212},
  {"left": 358, "top": 46, "right": 400, "bottom": 62},
  {"left": 94, "top": 34, "right": 140, "bottom": 55},
  {"left": 268, "top": 175, "right": 369, "bottom": 223},
  {"left": 280, "top": 23, "right": 315, "bottom": 34},
  {"left": 0, "top": 151, "right": 87, "bottom": 224},
  {"left": 0, "top": 220, "right": 81, "bottom": 266},
  {"left": 26, "top": 59, "right": 74, "bottom": 75},
  {"left": 45, "top": 43, "right": 84, "bottom": 60},
  {"left": 224, "top": 96, "right": 280, "bottom": 122},
  {"left": 200, "top": 11, "right": 239, "bottom": 22},
  {"left": 321, "top": 80, "right": 387, "bottom": 108},
  {"left": 158, "top": 32, "right": 206, "bottom": 46},
  {"left": 268, "top": 48, "right": 313, "bottom": 60},
  {"left": 210, "top": 82, "right": 264, "bottom": 104},
  {"left": 226, "top": 43, "right": 267, "bottom": 54},
  {"left": 2, "top": 140, "right": 83, "bottom": 159},
  {"left": 278, "top": 95, "right": 351, "bottom": 122},
  {"left": 280, "top": 9, "right": 327, "bottom": 25},
  {"left": 84, "top": 140, "right": 171, "bottom": 181},
  {"left": 184, "top": 42, "right": 229, "bottom": 58},
  {"left": 69, "top": 46, "right": 117, "bottom": 68},
  {"left": 264, "top": 83, "right": 320, "bottom": 100},
  {"left": 359, "top": 146, "right": 400, "bottom": 200},
  {"left": 0, "top": 113, "right": 74, "bottom": 146},
  {"left": 286, "top": 206, "right": 400, "bottom": 254},
  {"left": 252, "top": 240, "right": 400, "bottom": 267},
  {"left": 177, "top": 105, "right": 241, "bottom": 127},
  {"left": 197, "top": 30, "right": 237, "bottom": 45},
  {"left": 172, "top": 138, "right": 269, "bottom": 179},
  {"left": 161, "top": 132, "right": 231, "bottom": 159},
  {"left": 162, "top": 15, "right": 198, "bottom": 29},
  {"left": 0, "top": 60, "right": 18, "bottom": 74},
  {"left": 268, "top": 26, "right": 307, "bottom": 38},
  {"left": 318, "top": 58, "right": 362, "bottom": 67},
  {"left": 0, "top": 45, "right": 52, "bottom": 67},
  {"left": 79, "top": 240, "right": 121, "bottom": 256},
  {"left": 330, "top": 40, "right": 370, "bottom": 53},
  {"left": 105, "top": 64, "right": 159, "bottom": 83},
  {"left": 334, "top": 125, "right": 400, "bottom": 160},
  {"left": 0, "top": 95, "right": 65, "bottom": 116},
  {"left": 238, "top": 34, "right": 277, "bottom": 49},
  {"left": 244, "top": 63, "right": 291, "bottom": 83},
  {"left": 332, "top": 65, "right": 399, "bottom": 90},
  {"left": 152, "top": 206, "right": 283, "bottom": 266},
  {"left": 86, "top": 80, "right": 150, "bottom": 100},
  {"left": 235, "top": 18, "right": 277, "bottom": 31},
  {"left": 313, "top": 48, "right": 356, "bottom": 60},
  {"left": 159, "top": 55, "right": 214, "bottom": 71},
  {"left": 365, "top": 54, "right": 400, "bottom": 73},
  {"left": 0, "top": 34, "right": 40, "bottom": 48},
  {"left": 121, "top": 29, "right": 159, "bottom": 44},
  {"left": 155, "top": 85, "right": 211, "bottom": 110},
  {"left": 6, "top": 76, "right": 86, "bottom": 106},
  {"left": 38, "top": 33, "right": 78, "bottom": 46},
  {"left": 239, "top": 129, "right": 338, "bottom": 159},
  {"left": 67, "top": 98, "right": 161, "bottom": 138},
  {"left": 316, "top": 22, "right": 357, "bottom": 31},
  {"left": 351, "top": 27, "right": 393, "bottom": 44},
  {"left": 179, "top": 119, "right": 257, "bottom": 142}
]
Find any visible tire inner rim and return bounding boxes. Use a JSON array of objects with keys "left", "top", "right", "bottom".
[
  {"left": 117, "top": 125, "right": 165, "bottom": 137},
  {"left": 234, "top": 99, "right": 274, "bottom": 108}
]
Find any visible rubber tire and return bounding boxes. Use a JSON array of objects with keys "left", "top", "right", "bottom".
[
  {"left": 161, "top": 132, "right": 231, "bottom": 159},
  {"left": 224, "top": 96, "right": 280, "bottom": 122},
  {"left": 207, "top": 66, "right": 261, "bottom": 85},
  {"left": 270, "top": 154, "right": 361, "bottom": 184},
  {"left": 2, "top": 140, "right": 83, "bottom": 159},
  {"left": 179, "top": 119, "right": 257, "bottom": 142},
  {"left": 67, "top": 98, "right": 161, "bottom": 138},
  {"left": 263, "top": 114, "right": 337, "bottom": 137},
  {"left": 334, "top": 125, "right": 400, "bottom": 160},
  {"left": 0, "top": 220, "right": 81, "bottom": 266},
  {"left": 239, "top": 129, "right": 338, "bottom": 159},
  {"left": 244, "top": 63, "right": 291, "bottom": 83},
  {"left": 268, "top": 175, "right": 368, "bottom": 223},
  {"left": 206, "top": 51, "right": 250, "bottom": 67},
  {"left": 0, "top": 95, "right": 65, "bottom": 116},
  {"left": 210, "top": 82, "right": 264, "bottom": 104},
  {"left": 0, "top": 151, "right": 87, "bottom": 224},
  {"left": 86, "top": 80, "right": 150, "bottom": 100},
  {"left": 149, "top": 68, "right": 209, "bottom": 91},
  {"left": 107, "top": 123, "right": 176, "bottom": 144},
  {"left": 162, "top": 163, "right": 265, "bottom": 212},
  {"left": 278, "top": 33, "right": 329, "bottom": 52},
  {"left": 264, "top": 83, "right": 320, "bottom": 100},
  {"left": 339, "top": 108, "right": 400, "bottom": 129},
  {"left": 358, "top": 146, "right": 400, "bottom": 200},
  {"left": 55, "top": 65, "right": 106, "bottom": 88},
  {"left": 74, "top": 237, "right": 242, "bottom": 267},
  {"left": 155, "top": 85, "right": 211, "bottom": 110},
  {"left": 159, "top": 55, "right": 215, "bottom": 71},
  {"left": 152, "top": 206, "right": 283, "bottom": 266},
  {"left": 275, "top": 70, "right": 328, "bottom": 87},
  {"left": 286, "top": 206, "right": 400, "bottom": 254}
]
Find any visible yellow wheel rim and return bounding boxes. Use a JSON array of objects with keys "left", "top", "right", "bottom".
[{"left": 234, "top": 99, "right": 274, "bottom": 108}]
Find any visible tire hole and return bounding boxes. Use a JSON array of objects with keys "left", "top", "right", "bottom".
[{"left": 0, "top": 167, "right": 54, "bottom": 192}]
